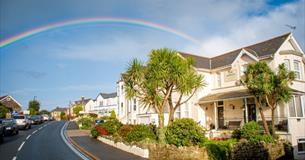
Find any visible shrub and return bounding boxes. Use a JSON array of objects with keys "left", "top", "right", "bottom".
[
  {"left": 89, "top": 113, "right": 98, "bottom": 119},
  {"left": 95, "top": 125, "right": 108, "bottom": 136},
  {"left": 240, "top": 121, "right": 274, "bottom": 143},
  {"left": 231, "top": 140, "right": 269, "bottom": 160},
  {"left": 100, "top": 119, "right": 122, "bottom": 135},
  {"left": 91, "top": 127, "right": 99, "bottom": 138},
  {"left": 126, "top": 124, "right": 156, "bottom": 143},
  {"left": 231, "top": 128, "right": 241, "bottom": 139},
  {"left": 200, "top": 139, "right": 237, "bottom": 160},
  {"left": 78, "top": 117, "right": 93, "bottom": 129},
  {"left": 240, "top": 121, "right": 262, "bottom": 140},
  {"left": 118, "top": 124, "right": 135, "bottom": 138},
  {"left": 166, "top": 118, "right": 206, "bottom": 147},
  {"left": 109, "top": 110, "right": 116, "bottom": 120}
]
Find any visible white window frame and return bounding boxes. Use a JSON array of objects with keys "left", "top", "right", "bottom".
[
  {"left": 298, "top": 138, "right": 305, "bottom": 154},
  {"left": 284, "top": 59, "right": 290, "bottom": 70},
  {"left": 289, "top": 95, "right": 304, "bottom": 118},
  {"left": 293, "top": 60, "right": 301, "bottom": 80},
  {"left": 216, "top": 72, "right": 221, "bottom": 88},
  {"left": 240, "top": 64, "right": 248, "bottom": 76}
]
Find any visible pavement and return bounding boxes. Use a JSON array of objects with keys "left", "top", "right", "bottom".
[
  {"left": 66, "top": 121, "right": 147, "bottom": 160},
  {"left": 0, "top": 121, "right": 81, "bottom": 160}
]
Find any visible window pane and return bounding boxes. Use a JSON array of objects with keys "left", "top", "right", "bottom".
[
  {"left": 298, "top": 142, "right": 305, "bottom": 152},
  {"left": 295, "top": 96, "right": 303, "bottom": 117},
  {"left": 294, "top": 61, "right": 301, "bottom": 79},
  {"left": 284, "top": 59, "right": 290, "bottom": 70},
  {"left": 289, "top": 98, "right": 296, "bottom": 117}
]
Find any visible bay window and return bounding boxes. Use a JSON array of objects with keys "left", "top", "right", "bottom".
[
  {"left": 293, "top": 60, "right": 301, "bottom": 80},
  {"left": 289, "top": 95, "right": 304, "bottom": 117}
]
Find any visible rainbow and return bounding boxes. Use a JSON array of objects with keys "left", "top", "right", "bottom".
[{"left": 0, "top": 17, "right": 202, "bottom": 48}]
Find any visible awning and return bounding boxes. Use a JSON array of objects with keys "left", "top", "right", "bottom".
[
  {"left": 199, "top": 90, "right": 252, "bottom": 104},
  {"left": 199, "top": 88, "right": 305, "bottom": 104}
]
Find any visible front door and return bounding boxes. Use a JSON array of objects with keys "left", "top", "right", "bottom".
[
  {"left": 218, "top": 107, "right": 224, "bottom": 128},
  {"left": 248, "top": 104, "right": 256, "bottom": 122}
]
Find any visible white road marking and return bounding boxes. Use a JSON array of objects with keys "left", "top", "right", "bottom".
[
  {"left": 12, "top": 156, "right": 17, "bottom": 160},
  {"left": 60, "top": 122, "right": 90, "bottom": 160},
  {"left": 38, "top": 127, "right": 42, "bottom": 130},
  {"left": 32, "top": 130, "right": 37, "bottom": 134},
  {"left": 18, "top": 141, "right": 25, "bottom": 151},
  {"left": 26, "top": 135, "right": 31, "bottom": 140}
]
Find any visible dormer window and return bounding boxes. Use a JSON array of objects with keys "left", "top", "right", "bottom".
[{"left": 293, "top": 60, "right": 301, "bottom": 80}]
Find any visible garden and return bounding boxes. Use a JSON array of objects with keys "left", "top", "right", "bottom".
[{"left": 87, "top": 117, "right": 293, "bottom": 160}]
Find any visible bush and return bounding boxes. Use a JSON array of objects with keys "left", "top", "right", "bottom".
[
  {"left": 166, "top": 118, "right": 206, "bottom": 147},
  {"left": 200, "top": 139, "right": 237, "bottom": 160},
  {"left": 95, "top": 125, "right": 108, "bottom": 136},
  {"left": 126, "top": 124, "right": 156, "bottom": 143},
  {"left": 118, "top": 124, "right": 135, "bottom": 138},
  {"left": 231, "top": 140, "right": 269, "bottom": 160},
  {"left": 100, "top": 119, "right": 122, "bottom": 135},
  {"left": 91, "top": 127, "right": 99, "bottom": 138},
  {"left": 240, "top": 121, "right": 274, "bottom": 143},
  {"left": 78, "top": 117, "right": 93, "bottom": 130},
  {"left": 231, "top": 128, "right": 241, "bottom": 139}
]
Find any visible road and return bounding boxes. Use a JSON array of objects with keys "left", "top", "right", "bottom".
[{"left": 0, "top": 121, "right": 80, "bottom": 160}]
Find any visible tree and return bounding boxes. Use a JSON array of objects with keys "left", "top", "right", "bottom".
[
  {"left": 242, "top": 61, "right": 295, "bottom": 136},
  {"left": 60, "top": 112, "right": 66, "bottom": 120},
  {"left": 264, "top": 64, "right": 295, "bottom": 136},
  {"left": 0, "top": 104, "right": 9, "bottom": 118},
  {"left": 123, "top": 48, "right": 205, "bottom": 143},
  {"left": 73, "top": 105, "right": 83, "bottom": 116},
  {"left": 242, "top": 61, "right": 273, "bottom": 135},
  {"left": 109, "top": 110, "right": 116, "bottom": 120},
  {"left": 39, "top": 110, "right": 50, "bottom": 115},
  {"left": 28, "top": 100, "right": 40, "bottom": 115}
]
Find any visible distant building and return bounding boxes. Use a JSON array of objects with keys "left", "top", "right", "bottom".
[
  {"left": 87, "top": 92, "right": 118, "bottom": 117},
  {"left": 51, "top": 107, "right": 68, "bottom": 121},
  {"left": 0, "top": 95, "right": 22, "bottom": 113},
  {"left": 68, "top": 97, "right": 91, "bottom": 117}
]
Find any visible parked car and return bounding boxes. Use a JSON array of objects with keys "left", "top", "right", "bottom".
[
  {"left": 0, "top": 119, "right": 4, "bottom": 143},
  {"left": 13, "top": 115, "right": 31, "bottom": 130},
  {"left": 2, "top": 119, "right": 18, "bottom": 136},
  {"left": 42, "top": 114, "right": 49, "bottom": 121},
  {"left": 30, "top": 115, "right": 43, "bottom": 124}
]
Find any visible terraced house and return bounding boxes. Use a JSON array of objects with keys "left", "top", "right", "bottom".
[{"left": 117, "top": 33, "right": 305, "bottom": 159}]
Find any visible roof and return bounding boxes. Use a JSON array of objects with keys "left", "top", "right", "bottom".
[
  {"left": 0, "top": 95, "right": 22, "bottom": 111},
  {"left": 98, "top": 92, "right": 117, "bottom": 99},
  {"left": 179, "top": 33, "right": 291, "bottom": 69},
  {"left": 199, "top": 90, "right": 252, "bottom": 103},
  {"left": 51, "top": 107, "right": 67, "bottom": 112},
  {"left": 178, "top": 52, "right": 210, "bottom": 69},
  {"left": 74, "top": 98, "right": 91, "bottom": 105}
]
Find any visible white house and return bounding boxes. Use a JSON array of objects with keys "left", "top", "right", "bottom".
[
  {"left": 117, "top": 33, "right": 305, "bottom": 159},
  {"left": 89, "top": 92, "right": 118, "bottom": 117}
]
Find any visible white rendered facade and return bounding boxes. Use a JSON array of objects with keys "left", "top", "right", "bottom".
[{"left": 117, "top": 33, "right": 305, "bottom": 159}]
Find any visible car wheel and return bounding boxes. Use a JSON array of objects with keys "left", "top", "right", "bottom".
[
  {"left": 0, "top": 133, "right": 3, "bottom": 143},
  {"left": 16, "top": 129, "right": 19, "bottom": 135},
  {"left": 29, "top": 125, "right": 31, "bottom": 129}
]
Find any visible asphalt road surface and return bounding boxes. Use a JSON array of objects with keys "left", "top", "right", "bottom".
[{"left": 0, "top": 121, "right": 81, "bottom": 160}]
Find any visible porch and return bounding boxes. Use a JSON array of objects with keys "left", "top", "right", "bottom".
[{"left": 199, "top": 90, "right": 289, "bottom": 136}]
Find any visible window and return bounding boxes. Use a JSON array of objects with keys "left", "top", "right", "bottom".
[
  {"left": 284, "top": 59, "right": 290, "bottom": 70},
  {"left": 174, "top": 106, "right": 181, "bottom": 118},
  {"left": 133, "top": 99, "right": 137, "bottom": 111},
  {"left": 216, "top": 73, "right": 221, "bottom": 87},
  {"left": 241, "top": 64, "right": 248, "bottom": 75},
  {"left": 293, "top": 60, "right": 301, "bottom": 80},
  {"left": 289, "top": 95, "right": 304, "bottom": 117},
  {"left": 121, "top": 85, "right": 124, "bottom": 95},
  {"left": 298, "top": 138, "right": 305, "bottom": 154},
  {"left": 183, "top": 102, "right": 189, "bottom": 117},
  {"left": 121, "top": 102, "right": 123, "bottom": 114},
  {"left": 100, "top": 101, "right": 103, "bottom": 106}
]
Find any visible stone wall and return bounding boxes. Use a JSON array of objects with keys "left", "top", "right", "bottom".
[{"left": 148, "top": 144, "right": 209, "bottom": 160}]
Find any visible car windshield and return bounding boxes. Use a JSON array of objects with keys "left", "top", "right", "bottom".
[
  {"left": 2, "top": 119, "right": 14, "bottom": 124},
  {"left": 13, "top": 116, "right": 25, "bottom": 119}
]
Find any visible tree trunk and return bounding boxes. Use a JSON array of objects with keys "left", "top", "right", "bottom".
[
  {"left": 168, "top": 107, "right": 175, "bottom": 126},
  {"left": 157, "top": 113, "right": 166, "bottom": 144},
  {"left": 271, "top": 107, "right": 276, "bottom": 137},
  {"left": 255, "top": 98, "right": 270, "bottom": 135}
]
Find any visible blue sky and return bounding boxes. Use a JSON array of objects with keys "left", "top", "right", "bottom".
[{"left": 0, "top": 0, "right": 304, "bottom": 111}]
